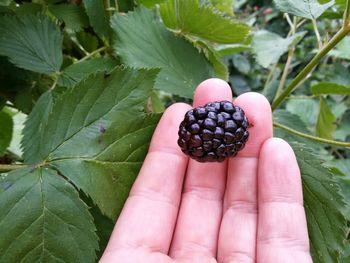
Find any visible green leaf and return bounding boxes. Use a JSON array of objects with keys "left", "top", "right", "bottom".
[
  {"left": 316, "top": 97, "right": 336, "bottom": 140},
  {"left": 111, "top": 7, "right": 215, "bottom": 98},
  {"left": 195, "top": 40, "right": 229, "bottom": 80},
  {"left": 48, "top": 4, "right": 89, "bottom": 32},
  {"left": 0, "top": 167, "right": 98, "bottom": 262},
  {"left": 83, "top": 196, "right": 114, "bottom": 259},
  {"left": 273, "top": 0, "right": 335, "bottom": 19},
  {"left": 273, "top": 109, "right": 329, "bottom": 154},
  {"left": 286, "top": 98, "right": 319, "bottom": 128},
  {"left": 57, "top": 57, "right": 119, "bottom": 88},
  {"left": 205, "top": 0, "right": 234, "bottom": 15},
  {"left": 136, "top": 0, "right": 167, "bottom": 7},
  {"left": 83, "top": 0, "right": 110, "bottom": 40},
  {"left": 311, "top": 82, "right": 350, "bottom": 95},
  {"left": 215, "top": 44, "right": 251, "bottom": 57},
  {"left": 334, "top": 110, "right": 350, "bottom": 141},
  {"left": 0, "top": 109, "right": 13, "bottom": 155},
  {"left": 159, "top": 0, "right": 250, "bottom": 44},
  {"left": 15, "top": 3, "right": 43, "bottom": 16},
  {"left": 8, "top": 111, "right": 26, "bottom": 157},
  {"left": 329, "top": 36, "right": 350, "bottom": 60},
  {"left": 22, "top": 67, "right": 161, "bottom": 218},
  {"left": 147, "top": 91, "right": 165, "bottom": 113},
  {"left": 76, "top": 31, "right": 99, "bottom": 53},
  {"left": 252, "top": 30, "right": 306, "bottom": 68},
  {"left": 0, "top": 14, "right": 63, "bottom": 74},
  {"left": 22, "top": 91, "right": 53, "bottom": 164},
  {"left": 292, "top": 143, "right": 347, "bottom": 262}
]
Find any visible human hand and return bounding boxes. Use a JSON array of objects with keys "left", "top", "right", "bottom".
[{"left": 100, "top": 79, "right": 312, "bottom": 263}]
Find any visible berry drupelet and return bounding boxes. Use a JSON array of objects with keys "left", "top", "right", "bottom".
[{"left": 177, "top": 101, "right": 249, "bottom": 162}]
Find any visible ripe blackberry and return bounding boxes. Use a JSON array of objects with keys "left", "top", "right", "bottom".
[{"left": 177, "top": 101, "right": 249, "bottom": 162}]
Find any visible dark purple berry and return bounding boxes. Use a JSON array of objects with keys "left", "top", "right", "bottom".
[
  {"left": 178, "top": 101, "right": 249, "bottom": 162},
  {"left": 194, "top": 107, "right": 207, "bottom": 119}
]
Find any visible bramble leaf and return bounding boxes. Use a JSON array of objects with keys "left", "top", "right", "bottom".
[
  {"left": 274, "top": 0, "right": 335, "bottom": 19},
  {"left": 0, "top": 14, "right": 63, "bottom": 74},
  {"left": 48, "top": 3, "right": 89, "bottom": 32},
  {"left": 57, "top": 57, "right": 119, "bottom": 88},
  {"left": 159, "top": 0, "right": 250, "bottom": 44},
  {"left": 22, "top": 91, "right": 54, "bottom": 164},
  {"left": 111, "top": 7, "right": 215, "bottom": 98},
  {"left": 0, "top": 167, "right": 98, "bottom": 262},
  {"left": 0, "top": 109, "right": 13, "bottom": 156},
  {"left": 291, "top": 143, "right": 348, "bottom": 262},
  {"left": 311, "top": 82, "right": 350, "bottom": 95},
  {"left": 316, "top": 97, "right": 336, "bottom": 140},
  {"left": 83, "top": 0, "right": 110, "bottom": 40},
  {"left": 21, "top": 67, "right": 161, "bottom": 219},
  {"left": 252, "top": 30, "right": 306, "bottom": 68},
  {"left": 330, "top": 36, "right": 350, "bottom": 60}
]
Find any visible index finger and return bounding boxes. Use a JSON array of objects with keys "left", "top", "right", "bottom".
[{"left": 102, "top": 103, "right": 191, "bottom": 257}]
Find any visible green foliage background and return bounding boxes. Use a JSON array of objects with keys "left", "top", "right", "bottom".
[{"left": 0, "top": 0, "right": 349, "bottom": 262}]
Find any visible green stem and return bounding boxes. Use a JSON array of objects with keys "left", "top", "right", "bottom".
[
  {"left": 312, "top": 18, "right": 323, "bottom": 49},
  {"left": 0, "top": 164, "right": 30, "bottom": 172},
  {"left": 271, "top": 27, "right": 350, "bottom": 111},
  {"left": 114, "top": 0, "right": 119, "bottom": 12},
  {"left": 286, "top": 95, "right": 318, "bottom": 100},
  {"left": 273, "top": 122, "right": 350, "bottom": 148},
  {"left": 79, "top": 46, "right": 107, "bottom": 62},
  {"left": 275, "top": 47, "right": 294, "bottom": 98},
  {"left": 344, "top": 0, "right": 350, "bottom": 27}
]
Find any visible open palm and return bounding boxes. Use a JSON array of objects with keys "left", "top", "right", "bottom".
[{"left": 100, "top": 79, "right": 312, "bottom": 263}]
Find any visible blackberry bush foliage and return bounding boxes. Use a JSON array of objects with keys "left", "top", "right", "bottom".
[{"left": 0, "top": 0, "right": 349, "bottom": 262}]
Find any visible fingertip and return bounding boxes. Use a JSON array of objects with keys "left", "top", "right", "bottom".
[
  {"left": 259, "top": 138, "right": 296, "bottom": 163},
  {"left": 258, "top": 137, "right": 303, "bottom": 204},
  {"left": 234, "top": 92, "right": 273, "bottom": 157},
  {"left": 234, "top": 92, "right": 271, "bottom": 113},
  {"left": 149, "top": 102, "right": 191, "bottom": 154},
  {"left": 194, "top": 78, "right": 232, "bottom": 107}
]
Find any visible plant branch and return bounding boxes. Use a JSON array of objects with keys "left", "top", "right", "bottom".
[
  {"left": 274, "top": 122, "right": 350, "bottom": 148},
  {"left": 344, "top": 0, "right": 350, "bottom": 27},
  {"left": 271, "top": 27, "right": 350, "bottom": 111},
  {"left": 0, "top": 164, "right": 31, "bottom": 172}
]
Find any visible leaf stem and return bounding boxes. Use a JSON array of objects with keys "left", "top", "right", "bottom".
[
  {"left": 79, "top": 46, "right": 107, "bottom": 62},
  {"left": 0, "top": 164, "right": 31, "bottom": 172},
  {"left": 273, "top": 122, "right": 350, "bottom": 148},
  {"left": 275, "top": 46, "right": 294, "bottom": 98},
  {"left": 312, "top": 18, "right": 323, "bottom": 49},
  {"left": 271, "top": 27, "right": 350, "bottom": 111},
  {"left": 274, "top": 16, "right": 297, "bottom": 100}
]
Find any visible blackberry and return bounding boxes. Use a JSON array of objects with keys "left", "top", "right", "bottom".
[{"left": 177, "top": 101, "right": 249, "bottom": 162}]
